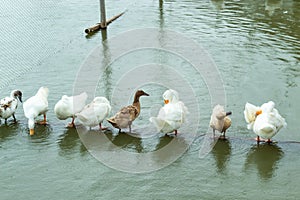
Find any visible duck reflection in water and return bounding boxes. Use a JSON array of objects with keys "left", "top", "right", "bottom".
[
  {"left": 245, "top": 143, "right": 284, "bottom": 180},
  {"left": 57, "top": 128, "right": 87, "bottom": 156},
  {"left": 105, "top": 131, "right": 143, "bottom": 153},
  {"left": 155, "top": 136, "right": 173, "bottom": 150},
  {"left": 0, "top": 122, "right": 20, "bottom": 142},
  {"left": 211, "top": 0, "right": 225, "bottom": 10},
  {"left": 152, "top": 135, "right": 189, "bottom": 166},
  {"left": 28, "top": 124, "right": 52, "bottom": 141},
  {"left": 211, "top": 138, "right": 232, "bottom": 173},
  {"left": 265, "top": 0, "right": 283, "bottom": 16}
]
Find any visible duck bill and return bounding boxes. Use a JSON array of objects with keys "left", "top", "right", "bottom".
[
  {"left": 164, "top": 99, "right": 169, "bottom": 104},
  {"left": 144, "top": 92, "right": 149, "bottom": 96},
  {"left": 256, "top": 109, "right": 262, "bottom": 116},
  {"left": 29, "top": 129, "right": 34, "bottom": 136},
  {"left": 226, "top": 111, "right": 232, "bottom": 116}
]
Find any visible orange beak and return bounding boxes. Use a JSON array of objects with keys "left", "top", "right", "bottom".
[
  {"left": 256, "top": 109, "right": 262, "bottom": 116},
  {"left": 164, "top": 99, "right": 169, "bottom": 104},
  {"left": 29, "top": 129, "right": 34, "bottom": 136}
]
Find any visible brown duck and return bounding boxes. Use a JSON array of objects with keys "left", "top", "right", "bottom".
[{"left": 107, "top": 90, "right": 149, "bottom": 132}]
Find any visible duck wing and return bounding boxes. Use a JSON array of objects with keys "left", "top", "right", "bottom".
[
  {"left": 254, "top": 115, "right": 276, "bottom": 138},
  {"left": 0, "top": 98, "right": 14, "bottom": 110},
  {"left": 76, "top": 101, "right": 110, "bottom": 127},
  {"left": 54, "top": 96, "right": 72, "bottom": 120},
  {"left": 76, "top": 104, "right": 95, "bottom": 126},
  {"left": 23, "top": 95, "right": 48, "bottom": 119},
  {"left": 160, "top": 103, "right": 186, "bottom": 123},
  {"left": 107, "top": 105, "right": 138, "bottom": 129},
  {"left": 260, "top": 101, "right": 275, "bottom": 113},
  {"left": 253, "top": 111, "right": 286, "bottom": 139},
  {"left": 268, "top": 110, "right": 287, "bottom": 131},
  {"left": 150, "top": 116, "right": 174, "bottom": 133},
  {"left": 55, "top": 93, "right": 88, "bottom": 120},
  {"left": 120, "top": 105, "right": 138, "bottom": 121},
  {"left": 0, "top": 99, "right": 16, "bottom": 119},
  {"left": 72, "top": 92, "right": 88, "bottom": 114},
  {"left": 94, "top": 103, "right": 111, "bottom": 123},
  {"left": 150, "top": 102, "right": 187, "bottom": 133}
]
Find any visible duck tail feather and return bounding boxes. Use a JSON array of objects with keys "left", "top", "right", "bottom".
[{"left": 107, "top": 118, "right": 116, "bottom": 125}]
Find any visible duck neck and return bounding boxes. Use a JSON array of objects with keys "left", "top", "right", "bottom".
[{"left": 132, "top": 95, "right": 141, "bottom": 113}]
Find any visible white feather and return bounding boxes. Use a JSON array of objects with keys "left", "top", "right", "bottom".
[
  {"left": 76, "top": 97, "right": 111, "bottom": 128},
  {"left": 54, "top": 92, "right": 88, "bottom": 120}
]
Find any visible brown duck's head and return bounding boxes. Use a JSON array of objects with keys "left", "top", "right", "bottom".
[
  {"left": 135, "top": 90, "right": 149, "bottom": 97},
  {"left": 133, "top": 90, "right": 149, "bottom": 103}
]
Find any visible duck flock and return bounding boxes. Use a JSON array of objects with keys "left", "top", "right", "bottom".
[{"left": 0, "top": 87, "right": 287, "bottom": 143}]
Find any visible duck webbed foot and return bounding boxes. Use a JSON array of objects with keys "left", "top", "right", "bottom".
[
  {"left": 255, "top": 136, "right": 262, "bottom": 144},
  {"left": 67, "top": 117, "right": 75, "bottom": 128},
  {"left": 265, "top": 138, "right": 274, "bottom": 144},
  {"left": 219, "top": 132, "right": 226, "bottom": 140},
  {"left": 67, "top": 123, "right": 75, "bottom": 128},
  {"left": 38, "top": 114, "right": 48, "bottom": 125}
]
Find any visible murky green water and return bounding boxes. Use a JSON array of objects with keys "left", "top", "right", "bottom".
[{"left": 1, "top": 0, "right": 300, "bottom": 199}]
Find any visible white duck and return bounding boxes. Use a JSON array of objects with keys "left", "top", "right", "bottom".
[
  {"left": 150, "top": 89, "right": 188, "bottom": 136},
  {"left": 54, "top": 92, "right": 88, "bottom": 127},
  {"left": 23, "top": 87, "right": 49, "bottom": 135},
  {"left": 0, "top": 90, "right": 22, "bottom": 123},
  {"left": 253, "top": 101, "right": 287, "bottom": 143},
  {"left": 76, "top": 97, "right": 111, "bottom": 130},
  {"left": 209, "top": 104, "right": 232, "bottom": 138}
]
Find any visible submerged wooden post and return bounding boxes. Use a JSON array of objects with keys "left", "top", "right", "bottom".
[
  {"left": 84, "top": 0, "right": 125, "bottom": 34},
  {"left": 85, "top": 12, "right": 125, "bottom": 34},
  {"left": 100, "top": 0, "right": 107, "bottom": 28}
]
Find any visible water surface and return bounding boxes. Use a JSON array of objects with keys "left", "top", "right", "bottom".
[{"left": 0, "top": 0, "right": 300, "bottom": 199}]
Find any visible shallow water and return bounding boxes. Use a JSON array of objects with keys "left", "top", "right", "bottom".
[{"left": 1, "top": 0, "right": 300, "bottom": 199}]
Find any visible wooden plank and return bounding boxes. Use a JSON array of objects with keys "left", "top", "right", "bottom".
[{"left": 85, "top": 12, "right": 125, "bottom": 34}]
